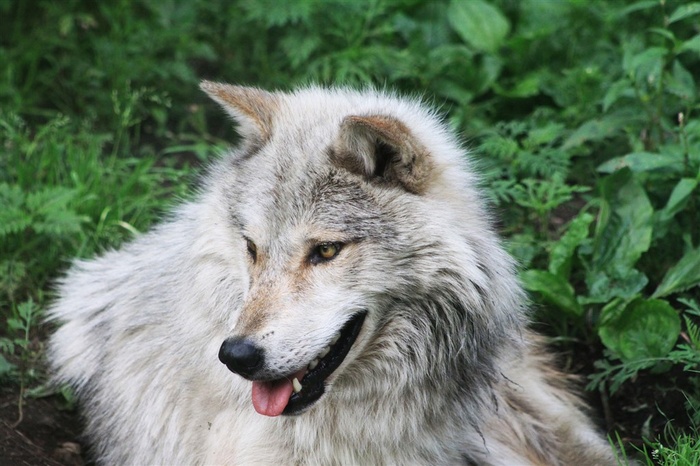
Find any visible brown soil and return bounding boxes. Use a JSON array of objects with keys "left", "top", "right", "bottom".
[
  {"left": 564, "top": 338, "right": 697, "bottom": 460},
  {"left": 0, "top": 389, "right": 84, "bottom": 466}
]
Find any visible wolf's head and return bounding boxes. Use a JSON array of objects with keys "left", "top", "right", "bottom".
[{"left": 200, "top": 83, "right": 526, "bottom": 418}]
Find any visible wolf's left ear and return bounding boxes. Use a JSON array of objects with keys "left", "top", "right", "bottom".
[
  {"left": 334, "top": 115, "right": 435, "bottom": 194},
  {"left": 200, "top": 81, "right": 277, "bottom": 143}
]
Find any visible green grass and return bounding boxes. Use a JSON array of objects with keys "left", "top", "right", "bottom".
[
  {"left": 1, "top": 0, "right": 700, "bottom": 462},
  {"left": 641, "top": 426, "right": 700, "bottom": 466}
]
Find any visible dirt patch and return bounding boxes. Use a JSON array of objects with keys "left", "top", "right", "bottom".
[
  {"left": 0, "top": 390, "right": 84, "bottom": 466},
  {"left": 559, "top": 337, "right": 696, "bottom": 461},
  {"left": 604, "top": 365, "right": 696, "bottom": 452}
]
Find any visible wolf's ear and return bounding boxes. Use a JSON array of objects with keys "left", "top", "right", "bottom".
[
  {"left": 200, "top": 81, "right": 277, "bottom": 143},
  {"left": 334, "top": 115, "right": 435, "bottom": 194}
]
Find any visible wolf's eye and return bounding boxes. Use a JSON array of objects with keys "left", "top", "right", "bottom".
[
  {"left": 310, "top": 242, "right": 342, "bottom": 264},
  {"left": 246, "top": 239, "right": 257, "bottom": 262}
]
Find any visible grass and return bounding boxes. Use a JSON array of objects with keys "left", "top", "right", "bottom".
[
  {"left": 1, "top": 0, "right": 699, "bottom": 463},
  {"left": 641, "top": 425, "right": 700, "bottom": 466}
]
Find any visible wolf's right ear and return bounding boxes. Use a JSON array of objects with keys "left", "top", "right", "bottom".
[
  {"left": 200, "top": 81, "right": 277, "bottom": 143},
  {"left": 333, "top": 115, "right": 435, "bottom": 194}
]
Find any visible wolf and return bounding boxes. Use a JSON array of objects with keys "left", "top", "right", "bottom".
[{"left": 48, "top": 83, "right": 617, "bottom": 465}]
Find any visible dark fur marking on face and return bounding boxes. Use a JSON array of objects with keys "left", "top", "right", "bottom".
[
  {"left": 230, "top": 140, "right": 264, "bottom": 166},
  {"left": 309, "top": 170, "right": 393, "bottom": 242},
  {"left": 461, "top": 454, "right": 480, "bottom": 466}
]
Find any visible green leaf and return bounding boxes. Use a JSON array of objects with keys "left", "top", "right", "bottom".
[
  {"left": 521, "top": 269, "right": 582, "bottom": 316},
  {"left": 668, "top": 3, "right": 700, "bottom": 24},
  {"left": 511, "top": 177, "right": 588, "bottom": 216},
  {"left": 0, "top": 354, "right": 15, "bottom": 378},
  {"left": 549, "top": 212, "right": 594, "bottom": 279},
  {"left": 525, "top": 122, "right": 566, "bottom": 147},
  {"left": 584, "top": 268, "right": 648, "bottom": 304},
  {"left": 479, "top": 55, "right": 503, "bottom": 92},
  {"left": 7, "top": 317, "right": 24, "bottom": 332},
  {"left": 598, "top": 298, "right": 630, "bottom": 328},
  {"left": 562, "top": 114, "right": 633, "bottom": 150},
  {"left": 597, "top": 152, "right": 683, "bottom": 173},
  {"left": 662, "top": 178, "right": 698, "bottom": 216},
  {"left": 683, "top": 315, "right": 700, "bottom": 348},
  {"left": 431, "top": 78, "right": 475, "bottom": 105},
  {"left": 599, "top": 298, "right": 681, "bottom": 362},
  {"left": 0, "top": 183, "right": 30, "bottom": 236},
  {"left": 680, "top": 35, "right": 700, "bottom": 55},
  {"left": 24, "top": 187, "right": 86, "bottom": 235},
  {"left": 26, "top": 187, "right": 77, "bottom": 214},
  {"left": 447, "top": 0, "right": 510, "bottom": 53},
  {"left": 648, "top": 27, "right": 676, "bottom": 43},
  {"left": 241, "top": 0, "right": 315, "bottom": 27},
  {"left": 666, "top": 60, "right": 697, "bottom": 101},
  {"left": 593, "top": 169, "right": 653, "bottom": 271},
  {"left": 0, "top": 260, "right": 28, "bottom": 297},
  {"left": 653, "top": 247, "right": 700, "bottom": 298},
  {"left": 493, "top": 73, "right": 541, "bottom": 98},
  {"left": 506, "top": 233, "right": 538, "bottom": 269},
  {"left": 654, "top": 178, "right": 698, "bottom": 229},
  {"left": 602, "top": 79, "right": 635, "bottom": 111},
  {"left": 626, "top": 47, "right": 666, "bottom": 88},
  {"left": 614, "top": 1, "right": 659, "bottom": 18},
  {"left": 16, "top": 299, "right": 36, "bottom": 323},
  {"left": 679, "top": 297, "right": 700, "bottom": 315},
  {"left": 33, "top": 209, "right": 86, "bottom": 235},
  {"left": 281, "top": 34, "right": 321, "bottom": 69}
]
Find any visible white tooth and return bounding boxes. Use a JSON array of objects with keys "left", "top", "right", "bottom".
[
  {"left": 330, "top": 332, "right": 341, "bottom": 345},
  {"left": 292, "top": 377, "right": 302, "bottom": 393},
  {"left": 308, "top": 359, "right": 319, "bottom": 370},
  {"left": 320, "top": 346, "right": 331, "bottom": 358}
]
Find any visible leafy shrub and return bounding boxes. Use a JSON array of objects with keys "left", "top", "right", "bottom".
[{"left": 509, "top": 2, "right": 700, "bottom": 396}]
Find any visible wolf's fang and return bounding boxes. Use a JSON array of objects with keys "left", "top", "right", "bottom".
[{"left": 331, "top": 332, "right": 341, "bottom": 345}]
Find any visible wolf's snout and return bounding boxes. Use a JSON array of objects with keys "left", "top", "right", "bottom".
[{"left": 218, "top": 337, "right": 264, "bottom": 378}]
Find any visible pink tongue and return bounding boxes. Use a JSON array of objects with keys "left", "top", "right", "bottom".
[
  {"left": 251, "top": 369, "right": 308, "bottom": 417},
  {"left": 251, "top": 380, "right": 294, "bottom": 417}
]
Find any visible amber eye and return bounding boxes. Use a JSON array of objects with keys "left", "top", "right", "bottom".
[
  {"left": 310, "top": 242, "right": 342, "bottom": 264},
  {"left": 318, "top": 243, "right": 338, "bottom": 259},
  {"left": 246, "top": 239, "right": 257, "bottom": 261}
]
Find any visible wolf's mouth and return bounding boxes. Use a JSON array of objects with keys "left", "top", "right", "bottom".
[{"left": 251, "top": 312, "right": 366, "bottom": 417}]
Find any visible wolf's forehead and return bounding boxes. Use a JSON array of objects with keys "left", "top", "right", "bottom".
[{"left": 234, "top": 158, "right": 386, "bottom": 241}]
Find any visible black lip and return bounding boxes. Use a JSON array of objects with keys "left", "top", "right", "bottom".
[{"left": 282, "top": 311, "right": 367, "bottom": 415}]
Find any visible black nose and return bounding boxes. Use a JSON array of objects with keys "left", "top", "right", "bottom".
[{"left": 218, "top": 337, "right": 264, "bottom": 379}]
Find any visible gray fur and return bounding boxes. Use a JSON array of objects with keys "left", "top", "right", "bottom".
[{"left": 48, "top": 84, "right": 617, "bottom": 465}]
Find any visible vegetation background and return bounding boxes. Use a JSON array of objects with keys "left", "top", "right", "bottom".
[{"left": 1, "top": 0, "right": 699, "bottom": 464}]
